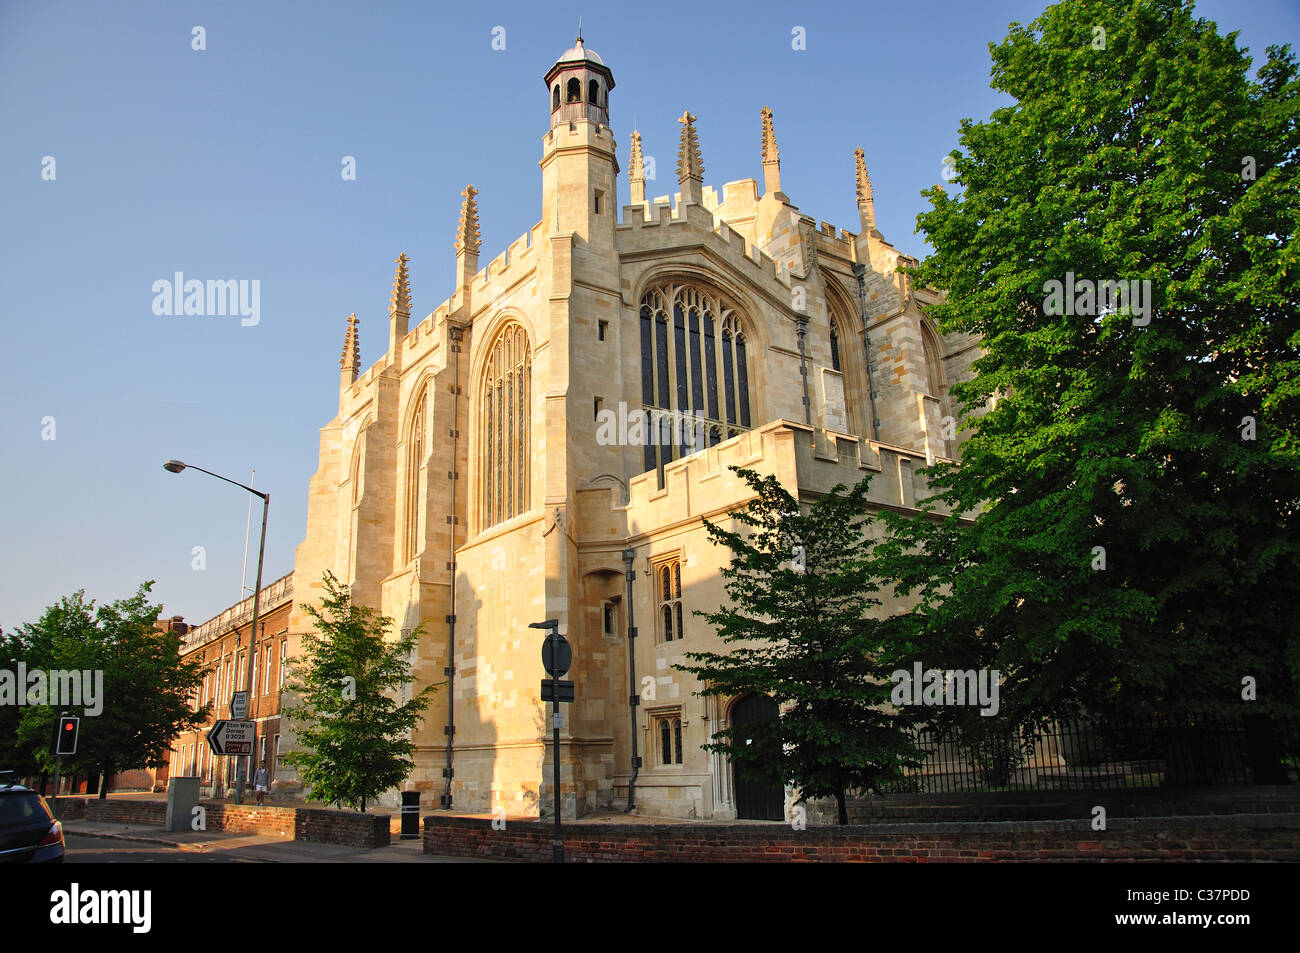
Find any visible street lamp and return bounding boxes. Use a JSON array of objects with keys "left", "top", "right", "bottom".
[{"left": 164, "top": 459, "right": 269, "bottom": 805}]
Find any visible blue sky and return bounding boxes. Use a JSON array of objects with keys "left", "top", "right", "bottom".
[{"left": 1, "top": 0, "right": 1296, "bottom": 631}]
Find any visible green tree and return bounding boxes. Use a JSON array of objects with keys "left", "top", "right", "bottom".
[
  {"left": 9, "top": 584, "right": 209, "bottom": 795},
  {"left": 890, "top": 0, "right": 1300, "bottom": 729},
  {"left": 283, "top": 571, "right": 436, "bottom": 812},
  {"left": 676, "top": 468, "right": 922, "bottom": 825}
]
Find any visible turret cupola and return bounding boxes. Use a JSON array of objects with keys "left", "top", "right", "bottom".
[{"left": 544, "top": 32, "right": 614, "bottom": 128}]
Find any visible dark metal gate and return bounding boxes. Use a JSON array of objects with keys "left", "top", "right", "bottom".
[{"left": 730, "top": 693, "right": 784, "bottom": 820}]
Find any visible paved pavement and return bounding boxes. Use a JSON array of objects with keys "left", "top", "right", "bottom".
[{"left": 60, "top": 820, "right": 492, "bottom": 863}]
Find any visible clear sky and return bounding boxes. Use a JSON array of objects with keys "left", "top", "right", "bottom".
[{"left": 2, "top": 0, "right": 1296, "bottom": 632}]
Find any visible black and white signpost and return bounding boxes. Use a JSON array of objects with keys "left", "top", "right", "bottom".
[{"left": 531, "top": 618, "right": 571, "bottom": 864}]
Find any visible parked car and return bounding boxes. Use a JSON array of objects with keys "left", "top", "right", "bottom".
[{"left": 0, "top": 778, "right": 65, "bottom": 863}]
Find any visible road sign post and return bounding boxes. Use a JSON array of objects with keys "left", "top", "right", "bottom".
[{"left": 530, "top": 618, "right": 569, "bottom": 864}]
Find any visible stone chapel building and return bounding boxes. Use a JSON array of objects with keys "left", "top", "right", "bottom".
[{"left": 283, "top": 35, "right": 980, "bottom": 820}]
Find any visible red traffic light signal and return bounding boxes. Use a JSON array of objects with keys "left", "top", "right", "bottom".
[{"left": 55, "top": 717, "right": 79, "bottom": 756}]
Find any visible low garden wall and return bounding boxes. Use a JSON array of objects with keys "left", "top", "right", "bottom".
[
  {"left": 423, "top": 813, "right": 1300, "bottom": 862},
  {"left": 50, "top": 797, "right": 389, "bottom": 848}
]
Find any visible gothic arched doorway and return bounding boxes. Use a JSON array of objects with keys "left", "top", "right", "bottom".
[{"left": 730, "top": 693, "right": 784, "bottom": 820}]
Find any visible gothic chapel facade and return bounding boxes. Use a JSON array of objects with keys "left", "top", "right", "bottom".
[{"left": 284, "top": 36, "right": 979, "bottom": 820}]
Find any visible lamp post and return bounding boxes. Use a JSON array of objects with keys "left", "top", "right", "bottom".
[{"left": 164, "top": 460, "right": 269, "bottom": 805}]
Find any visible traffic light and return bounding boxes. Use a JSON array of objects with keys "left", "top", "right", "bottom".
[{"left": 55, "top": 716, "right": 79, "bottom": 756}]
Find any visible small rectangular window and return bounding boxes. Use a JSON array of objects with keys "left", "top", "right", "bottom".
[
  {"left": 594, "top": 190, "right": 604, "bottom": 214},
  {"left": 598, "top": 320, "right": 608, "bottom": 341},
  {"left": 603, "top": 602, "right": 616, "bottom": 636}
]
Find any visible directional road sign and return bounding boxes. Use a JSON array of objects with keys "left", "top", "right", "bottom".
[
  {"left": 207, "top": 719, "right": 256, "bottom": 756},
  {"left": 230, "top": 691, "right": 249, "bottom": 719}
]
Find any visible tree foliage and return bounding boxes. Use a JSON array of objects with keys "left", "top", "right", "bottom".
[
  {"left": 888, "top": 0, "right": 1300, "bottom": 723},
  {"left": 282, "top": 572, "right": 436, "bottom": 812},
  {"left": 5, "top": 583, "right": 208, "bottom": 794},
  {"left": 677, "top": 468, "right": 922, "bottom": 824}
]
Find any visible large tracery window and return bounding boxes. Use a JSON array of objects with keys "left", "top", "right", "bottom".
[
  {"left": 481, "top": 323, "right": 531, "bottom": 529},
  {"left": 638, "top": 283, "right": 752, "bottom": 482}
]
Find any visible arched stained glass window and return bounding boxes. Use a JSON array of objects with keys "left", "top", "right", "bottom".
[
  {"left": 480, "top": 323, "right": 531, "bottom": 529},
  {"left": 830, "top": 322, "right": 841, "bottom": 372},
  {"left": 637, "top": 283, "right": 753, "bottom": 484}
]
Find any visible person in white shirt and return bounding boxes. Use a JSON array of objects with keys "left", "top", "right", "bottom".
[{"left": 253, "top": 762, "right": 271, "bottom": 806}]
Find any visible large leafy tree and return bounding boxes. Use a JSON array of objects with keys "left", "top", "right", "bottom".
[
  {"left": 677, "top": 468, "right": 922, "bottom": 825},
  {"left": 889, "top": 0, "right": 1300, "bottom": 729},
  {"left": 8, "top": 584, "right": 209, "bottom": 795},
  {"left": 282, "top": 571, "right": 436, "bottom": 812}
]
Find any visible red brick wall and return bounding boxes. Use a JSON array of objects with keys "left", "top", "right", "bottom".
[{"left": 422, "top": 816, "right": 1300, "bottom": 862}]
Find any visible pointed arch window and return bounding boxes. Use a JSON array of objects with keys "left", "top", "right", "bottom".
[
  {"left": 480, "top": 323, "right": 531, "bottom": 529},
  {"left": 404, "top": 392, "right": 426, "bottom": 563},
  {"left": 347, "top": 426, "right": 366, "bottom": 580},
  {"left": 638, "top": 284, "right": 753, "bottom": 484},
  {"left": 830, "top": 322, "right": 841, "bottom": 372}
]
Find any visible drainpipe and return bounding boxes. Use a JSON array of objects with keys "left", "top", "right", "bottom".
[
  {"left": 852, "top": 264, "right": 882, "bottom": 439},
  {"left": 621, "top": 547, "right": 640, "bottom": 811},
  {"left": 793, "top": 317, "right": 812, "bottom": 426},
  {"left": 441, "top": 325, "right": 465, "bottom": 808}
]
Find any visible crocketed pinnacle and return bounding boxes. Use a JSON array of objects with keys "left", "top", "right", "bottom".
[
  {"left": 389, "top": 253, "right": 411, "bottom": 315},
  {"left": 455, "top": 185, "right": 481, "bottom": 256},
  {"left": 855, "top": 148, "right": 876, "bottom": 230},
  {"left": 676, "top": 110, "right": 703, "bottom": 183},
  {"left": 629, "top": 130, "right": 646, "bottom": 205},
  {"left": 761, "top": 107, "right": 781, "bottom": 194},
  {"left": 760, "top": 106, "right": 779, "bottom": 165},
  {"left": 340, "top": 313, "right": 360, "bottom": 379},
  {"left": 629, "top": 130, "right": 644, "bottom": 182}
]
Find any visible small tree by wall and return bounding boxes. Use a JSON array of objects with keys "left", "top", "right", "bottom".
[{"left": 283, "top": 571, "right": 436, "bottom": 812}]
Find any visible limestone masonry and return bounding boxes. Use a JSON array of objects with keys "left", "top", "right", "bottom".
[{"left": 275, "top": 34, "right": 980, "bottom": 820}]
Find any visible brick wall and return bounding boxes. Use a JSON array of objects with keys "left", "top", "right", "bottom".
[
  {"left": 85, "top": 799, "right": 168, "bottom": 826},
  {"left": 294, "top": 807, "right": 390, "bottom": 848},
  {"left": 422, "top": 814, "right": 1300, "bottom": 862}
]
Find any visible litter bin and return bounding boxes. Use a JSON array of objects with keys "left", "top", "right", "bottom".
[{"left": 400, "top": 790, "right": 421, "bottom": 840}]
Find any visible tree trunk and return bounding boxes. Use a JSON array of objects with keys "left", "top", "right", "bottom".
[{"left": 835, "top": 787, "right": 848, "bottom": 826}]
